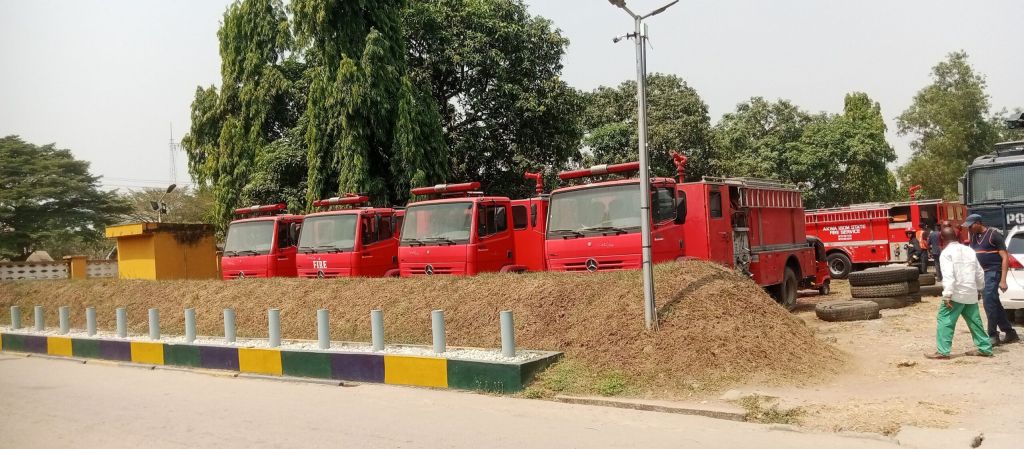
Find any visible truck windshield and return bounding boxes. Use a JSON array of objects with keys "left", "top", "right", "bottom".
[
  {"left": 547, "top": 184, "right": 642, "bottom": 237},
  {"left": 401, "top": 202, "right": 473, "bottom": 245},
  {"left": 224, "top": 221, "right": 275, "bottom": 255},
  {"left": 298, "top": 214, "right": 357, "bottom": 251},
  {"left": 970, "top": 164, "right": 1024, "bottom": 203}
]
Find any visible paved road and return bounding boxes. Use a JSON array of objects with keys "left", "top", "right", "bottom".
[{"left": 0, "top": 354, "right": 898, "bottom": 449}]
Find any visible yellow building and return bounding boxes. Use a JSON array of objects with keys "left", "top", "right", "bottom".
[{"left": 105, "top": 223, "right": 219, "bottom": 280}]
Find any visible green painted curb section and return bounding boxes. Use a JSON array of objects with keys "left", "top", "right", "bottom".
[{"left": 0, "top": 332, "right": 561, "bottom": 393}]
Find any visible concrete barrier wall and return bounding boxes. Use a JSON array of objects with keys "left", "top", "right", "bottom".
[{"left": 0, "top": 332, "right": 560, "bottom": 393}]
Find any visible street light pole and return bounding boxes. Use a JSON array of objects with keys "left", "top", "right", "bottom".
[{"left": 610, "top": 0, "right": 678, "bottom": 331}]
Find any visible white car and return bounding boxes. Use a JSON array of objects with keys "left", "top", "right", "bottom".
[{"left": 1001, "top": 225, "right": 1024, "bottom": 310}]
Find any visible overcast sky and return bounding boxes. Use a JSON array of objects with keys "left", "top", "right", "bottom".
[{"left": 1, "top": 0, "right": 1021, "bottom": 191}]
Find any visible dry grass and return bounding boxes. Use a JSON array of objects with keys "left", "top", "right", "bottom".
[{"left": 0, "top": 260, "right": 845, "bottom": 397}]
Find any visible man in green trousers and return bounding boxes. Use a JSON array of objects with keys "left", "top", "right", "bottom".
[{"left": 926, "top": 227, "right": 994, "bottom": 359}]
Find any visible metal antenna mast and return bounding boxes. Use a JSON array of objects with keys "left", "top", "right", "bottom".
[{"left": 168, "top": 122, "right": 179, "bottom": 185}]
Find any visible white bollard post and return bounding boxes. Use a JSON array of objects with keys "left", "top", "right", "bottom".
[
  {"left": 116, "top": 308, "right": 127, "bottom": 338},
  {"left": 184, "top": 308, "right": 196, "bottom": 343},
  {"left": 34, "top": 305, "right": 44, "bottom": 331},
  {"left": 224, "top": 308, "right": 236, "bottom": 343},
  {"left": 86, "top": 307, "right": 96, "bottom": 336},
  {"left": 11, "top": 306, "right": 21, "bottom": 330},
  {"left": 59, "top": 306, "right": 70, "bottom": 334},
  {"left": 317, "top": 309, "right": 329, "bottom": 350},
  {"left": 500, "top": 310, "right": 515, "bottom": 357},
  {"left": 431, "top": 309, "right": 445, "bottom": 354},
  {"left": 148, "top": 308, "right": 160, "bottom": 340},
  {"left": 268, "top": 309, "right": 281, "bottom": 348},
  {"left": 371, "top": 309, "right": 384, "bottom": 351}
]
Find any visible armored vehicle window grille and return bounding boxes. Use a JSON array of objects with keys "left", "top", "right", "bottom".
[{"left": 970, "top": 164, "right": 1024, "bottom": 203}]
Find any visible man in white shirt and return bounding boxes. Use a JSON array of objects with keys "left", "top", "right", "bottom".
[{"left": 926, "top": 228, "right": 994, "bottom": 359}]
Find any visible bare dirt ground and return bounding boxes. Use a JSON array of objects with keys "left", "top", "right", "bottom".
[{"left": 734, "top": 277, "right": 1024, "bottom": 436}]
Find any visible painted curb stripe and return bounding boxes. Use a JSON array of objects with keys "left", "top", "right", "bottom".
[
  {"left": 47, "top": 336, "right": 73, "bottom": 357},
  {"left": 99, "top": 340, "right": 132, "bottom": 361},
  {"left": 331, "top": 353, "right": 385, "bottom": 383},
  {"left": 0, "top": 333, "right": 557, "bottom": 393},
  {"left": 383, "top": 355, "right": 447, "bottom": 388},
  {"left": 198, "top": 345, "right": 239, "bottom": 371},
  {"left": 130, "top": 341, "right": 165, "bottom": 365},
  {"left": 238, "top": 348, "right": 282, "bottom": 376}
]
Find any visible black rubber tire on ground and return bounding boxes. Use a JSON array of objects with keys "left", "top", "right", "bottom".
[
  {"left": 849, "top": 267, "right": 914, "bottom": 286},
  {"left": 918, "top": 273, "right": 936, "bottom": 286},
  {"left": 851, "top": 281, "right": 911, "bottom": 298},
  {"left": 856, "top": 295, "right": 909, "bottom": 310},
  {"left": 773, "top": 267, "right": 799, "bottom": 311},
  {"left": 918, "top": 284, "right": 944, "bottom": 297},
  {"left": 815, "top": 300, "right": 881, "bottom": 322},
  {"left": 827, "top": 253, "right": 853, "bottom": 279},
  {"left": 907, "top": 294, "right": 922, "bottom": 303},
  {"left": 908, "top": 279, "right": 920, "bottom": 294}
]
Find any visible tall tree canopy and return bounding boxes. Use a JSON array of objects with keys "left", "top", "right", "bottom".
[
  {"left": 896, "top": 51, "right": 1002, "bottom": 199},
  {"left": 403, "top": 0, "right": 584, "bottom": 198},
  {"left": 714, "top": 95, "right": 897, "bottom": 209},
  {"left": 581, "top": 73, "right": 713, "bottom": 181},
  {"left": 0, "top": 136, "right": 130, "bottom": 261},
  {"left": 181, "top": 0, "right": 303, "bottom": 226}
]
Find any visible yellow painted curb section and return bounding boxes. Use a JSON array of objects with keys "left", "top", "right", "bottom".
[
  {"left": 47, "top": 336, "right": 73, "bottom": 357},
  {"left": 238, "top": 348, "right": 282, "bottom": 376},
  {"left": 130, "top": 341, "right": 165, "bottom": 365},
  {"left": 383, "top": 355, "right": 447, "bottom": 388}
]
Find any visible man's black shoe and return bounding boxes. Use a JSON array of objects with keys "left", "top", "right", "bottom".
[
  {"left": 990, "top": 337, "right": 1002, "bottom": 347},
  {"left": 1002, "top": 333, "right": 1021, "bottom": 344}
]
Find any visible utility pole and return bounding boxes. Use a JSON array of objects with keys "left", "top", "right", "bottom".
[
  {"left": 609, "top": 0, "right": 679, "bottom": 331},
  {"left": 169, "top": 123, "right": 179, "bottom": 185}
]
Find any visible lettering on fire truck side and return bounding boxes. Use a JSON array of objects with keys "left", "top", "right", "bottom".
[
  {"left": 820, "top": 224, "right": 867, "bottom": 241},
  {"left": 312, "top": 260, "right": 327, "bottom": 270}
]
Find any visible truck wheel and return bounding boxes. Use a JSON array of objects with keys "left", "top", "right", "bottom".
[
  {"left": 918, "top": 285, "right": 943, "bottom": 297},
  {"left": 849, "top": 267, "right": 913, "bottom": 286},
  {"left": 908, "top": 279, "right": 920, "bottom": 294},
  {"left": 815, "top": 300, "right": 881, "bottom": 322},
  {"left": 773, "top": 267, "right": 799, "bottom": 311},
  {"left": 918, "top": 273, "right": 936, "bottom": 286},
  {"left": 851, "top": 281, "right": 911, "bottom": 298},
  {"left": 826, "top": 253, "right": 852, "bottom": 279},
  {"left": 855, "top": 295, "right": 909, "bottom": 310},
  {"left": 818, "top": 279, "right": 831, "bottom": 296}
]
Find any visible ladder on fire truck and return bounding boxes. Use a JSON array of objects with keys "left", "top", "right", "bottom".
[{"left": 701, "top": 176, "right": 804, "bottom": 209}]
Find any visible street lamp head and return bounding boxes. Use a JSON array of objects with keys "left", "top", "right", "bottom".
[
  {"left": 646, "top": 0, "right": 680, "bottom": 18},
  {"left": 166, "top": 183, "right": 177, "bottom": 194},
  {"left": 608, "top": 0, "right": 627, "bottom": 8}
]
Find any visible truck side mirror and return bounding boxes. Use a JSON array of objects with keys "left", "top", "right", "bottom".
[
  {"left": 674, "top": 193, "right": 687, "bottom": 225},
  {"left": 288, "top": 222, "right": 301, "bottom": 245}
]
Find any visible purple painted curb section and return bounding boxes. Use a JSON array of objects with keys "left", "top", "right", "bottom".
[
  {"left": 23, "top": 335, "right": 47, "bottom": 353},
  {"left": 330, "top": 353, "right": 384, "bottom": 383},
  {"left": 198, "top": 345, "right": 239, "bottom": 371},
  {"left": 99, "top": 340, "right": 132, "bottom": 361}
]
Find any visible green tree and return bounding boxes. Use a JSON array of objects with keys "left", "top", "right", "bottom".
[
  {"left": 0, "top": 136, "right": 130, "bottom": 261},
  {"left": 797, "top": 92, "right": 898, "bottom": 207},
  {"left": 181, "top": 0, "right": 303, "bottom": 227},
  {"left": 897, "top": 51, "right": 1001, "bottom": 199},
  {"left": 581, "top": 74, "right": 714, "bottom": 181},
  {"left": 403, "top": 0, "right": 584, "bottom": 198},
  {"left": 294, "top": 0, "right": 447, "bottom": 207},
  {"left": 713, "top": 97, "right": 814, "bottom": 181},
  {"left": 994, "top": 107, "right": 1024, "bottom": 142}
]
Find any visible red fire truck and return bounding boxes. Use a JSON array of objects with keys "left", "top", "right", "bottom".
[
  {"left": 805, "top": 196, "right": 968, "bottom": 278},
  {"left": 221, "top": 204, "right": 304, "bottom": 279},
  {"left": 545, "top": 154, "right": 817, "bottom": 308},
  {"left": 397, "top": 177, "right": 548, "bottom": 276},
  {"left": 295, "top": 194, "right": 404, "bottom": 278}
]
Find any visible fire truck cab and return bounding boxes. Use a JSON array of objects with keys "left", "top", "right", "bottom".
[
  {"left": 398, "top": 181, "right": 548, "bottom": 276},
  {"left": 295, "top": 194, "right": 403, "bottom": 278},
  {"left": 221, "top": 204, "right": 303, "bottom": 279},
  {"left": 805, "top": 193, "right": 968, "bottom": 278},
  {"left": 545, "top": 154, "right": 816, "bottom": 309}
]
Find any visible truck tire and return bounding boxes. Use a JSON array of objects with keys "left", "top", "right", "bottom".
[
  {"left": 919, "top": 273, "right": 936, "bottom": 286},
  {"left": 772, "top": 267, "right": 799, "bottom": 311},
  {"left": 908, "top": 279, "right": 920, "bottom": 294},
  {"left": 856, "top": 295, "right": 909, "bottom": 310},
  {"left": 849, "top": 267, "right": 912, "bottom": 286},
  {"left": 918, "top": 285, "right": 944, "bottom": 297},
  {"left": 851, "top": 281, "right": 911, "bottom": 298},
  {"left": 827, "top": 253, "right": 852, "bottom": 279},
  {"left": 900, "top": 266, "right": 921, "bottom": 281},
  {"left": 908, "top": 293, "right": 922, "bottom": 303},
  {"left": 815, "top": 300, "right": 881, "bottom": 322}
]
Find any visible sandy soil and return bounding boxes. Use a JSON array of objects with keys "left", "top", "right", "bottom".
[{"left": 736, "top": 277, "right": 1024, "bottom": 436}]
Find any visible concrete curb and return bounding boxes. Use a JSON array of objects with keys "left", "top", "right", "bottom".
[
  {"left": 25, "top": 353, "right": 88, "bottom": 364},
  {"left": 237, "top": 372, "right": 344, "bottom": 386},
  {"left": 552, "top": 395, "right": 747, "bottom": 422}
]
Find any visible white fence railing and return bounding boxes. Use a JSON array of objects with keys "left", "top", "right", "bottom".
[{"left": 0, "top": 260, "right": 119, "bottom": 281}]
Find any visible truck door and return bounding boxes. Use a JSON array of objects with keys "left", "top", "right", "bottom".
[
  {"left": 705, "top": 185, "right": 735, "bottom": 266},
  {"left": 650, "top": 186, "right": 685, "bottom": 262},
  {"left": 359, "top": 213, "right": 399, "bottom": 276},
  {"left": 476, "top": 202, "right": 514, "bottom": 272},
  {"left": 274, "top": 220, "right": 298, "bottom": 276}
]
